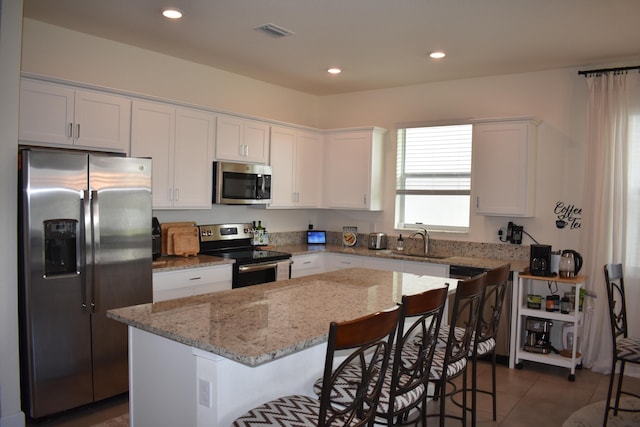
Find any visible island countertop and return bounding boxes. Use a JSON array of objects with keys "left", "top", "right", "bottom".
[{"left": 108, "top": 267, "right": 451, "bottom": 367}]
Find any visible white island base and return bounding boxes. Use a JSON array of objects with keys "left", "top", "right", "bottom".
[{"left": 129, "top": 327, "right": 327, "bottom": 427}]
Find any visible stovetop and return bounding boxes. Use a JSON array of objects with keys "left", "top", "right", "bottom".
[
  {"left": 198, "top": 223, "right": 291, "bottom": 264},
  {"left": 200, "top": 248, "right": 291, "bottom": 264}
]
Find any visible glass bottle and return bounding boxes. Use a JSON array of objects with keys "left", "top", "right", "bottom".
[{"left": 396, "top": 234, "right": 404, "bottom": 251}]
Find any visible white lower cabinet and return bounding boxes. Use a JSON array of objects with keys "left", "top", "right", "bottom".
[
  {"left": 402, "top": 260, "right": 449, "bottom": 277},
  {"left": 291, "top": 253, "right": 325, "bottom": 278},
  {"left": 362, "top": 256, "right": 402, "bottom": 272},
  {"left": 326, "top": 254, "right": 364, "bottom": 271},
  {"left": 153, "top": 264, "right": 232, "bottom": 302}
]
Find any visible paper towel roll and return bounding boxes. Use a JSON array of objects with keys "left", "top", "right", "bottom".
[{"left": 276, "top": 260, "right": 291, "bottom": 281}]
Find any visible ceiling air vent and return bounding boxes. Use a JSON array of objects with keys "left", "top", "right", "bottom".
[{"left": 254, "top": 23, "right": 294, "bottom": 38}]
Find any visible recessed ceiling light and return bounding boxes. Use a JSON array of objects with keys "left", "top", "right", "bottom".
[
  {"left": 429, "top": 51, "right": 446, "bottom": 59},
  {"left": 327, "top": 68, "right": 342, "bottom": 75},
  {"left": 162, "top": 8, "right": 183, "bottom": 19}
]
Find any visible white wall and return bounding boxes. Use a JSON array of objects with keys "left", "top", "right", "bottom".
[
  {"left": 21, "top": 19, "right": 321, "bottom": 128},
  {"left": 1, "top": 1, "right": 24, "bottom": 426}
]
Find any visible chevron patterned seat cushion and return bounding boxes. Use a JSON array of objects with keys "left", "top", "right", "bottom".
[
  {"left": 429, "top": 347, "right": 467, "bottom": 380},
  {"left": 312, "top": 364, "right": 425, "bottom": 414},
  {"left": 617, "top": 336, "right": 640, "bottom": 362},
  {"left": 232, "top": 394, "right": 364, "bottom": 426},
  {"left": 438, "top": 325, "right": 496, "bottom": 356}
]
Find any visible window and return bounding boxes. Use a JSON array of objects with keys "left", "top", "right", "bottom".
[{"left": 396, "top": 124, "right": 472, "bottom": 232}]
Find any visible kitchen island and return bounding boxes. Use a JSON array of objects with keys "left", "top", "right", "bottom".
[{"left": 108, "top": 267, "right": 452, "bottom": 427}]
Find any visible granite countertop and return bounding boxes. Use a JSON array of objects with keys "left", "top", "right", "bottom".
[
  {"left": 152, "top": 254, "right": 233, "bottom": 272},
  {"left": 108, "top": 268, "right": 451, "bottom": 367},
  {"left": 273, "top": 244, "right": 529, "bottom": 272},
  {"left": 151, "top": 241, "right": 529, "bottom": 273}
]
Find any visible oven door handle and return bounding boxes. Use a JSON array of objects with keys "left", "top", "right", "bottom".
[{"left": 238, "top": 260, "right": 290, "bottom": 273}]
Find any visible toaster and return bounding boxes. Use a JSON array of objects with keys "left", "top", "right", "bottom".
[{"left": 368, "top": 232, "right": 388, "bottom": 250}]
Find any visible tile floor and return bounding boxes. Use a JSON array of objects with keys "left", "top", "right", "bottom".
[{"left": 25, "top": 361, "right": 640, "bottom": 426}]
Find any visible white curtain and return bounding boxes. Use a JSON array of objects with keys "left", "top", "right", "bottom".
[{"left": 581, "top": 71, "right": 640, "bottom": 374}]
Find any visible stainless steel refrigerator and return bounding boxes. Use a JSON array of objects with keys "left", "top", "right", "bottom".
[{"left": 18, "top": 147, "right": 153, "bottom": 419}]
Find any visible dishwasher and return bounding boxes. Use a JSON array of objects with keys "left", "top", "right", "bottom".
[{"left": 449, "top": 264, "right": 513, "bottom": 364}]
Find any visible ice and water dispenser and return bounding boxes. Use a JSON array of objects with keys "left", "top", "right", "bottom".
[{"left": 44, "top": 219, "right": 78, "bottom": 276}]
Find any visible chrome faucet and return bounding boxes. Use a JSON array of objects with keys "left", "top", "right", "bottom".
[{"left": 409, "top": 226, "right": 429, "bottom": 255}]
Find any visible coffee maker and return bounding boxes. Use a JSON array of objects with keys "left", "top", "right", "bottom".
[
  {"left": 530, "top": 244, "right": 552, "bottom": 276},
  {"left": 524, "top": 317, "right": 553, "bottom": 354}
]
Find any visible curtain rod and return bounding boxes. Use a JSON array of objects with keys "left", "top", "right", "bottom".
[{"left": 578, "top": 65, "right": 640, "bottom": 76}]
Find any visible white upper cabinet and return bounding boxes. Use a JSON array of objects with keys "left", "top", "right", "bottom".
[
  {"left": 131, "top": 100, "right": 214, "bottom": 209},
  {"left": 324, "top": 127, "right": 387, "bottom": 210},
  {"left": 471, "top": 118, "right": 540, "bottom": 217},
  {"left": 215, "top": 115, "right": 270, "bottom": 164},
  {"left": 19, "top": 79, "right": 131, "bottom": 153},
  {"left": 269, "top": 126, "right": 323, "bottom": 208}
]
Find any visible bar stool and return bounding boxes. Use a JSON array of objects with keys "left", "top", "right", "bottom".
[
  {"left": 446, "top": 263, "right": 510, "bottom": 426},
  {"left": 231, "top": 305, "right": 401, "bottom": 427},
  {"left": 428, "top": 272, "right": 487, "bottom": 427},
  {"left": 603, "top": 264, "right": 640, "bottom": 427}
]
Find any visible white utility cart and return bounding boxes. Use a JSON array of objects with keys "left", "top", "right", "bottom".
[{"left": 512, "top": 273, "right": 586, "bottom": 381}]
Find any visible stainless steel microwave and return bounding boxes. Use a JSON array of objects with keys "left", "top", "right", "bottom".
[{"left": 213, "top": 161, "right": 272, "bottom": 204}]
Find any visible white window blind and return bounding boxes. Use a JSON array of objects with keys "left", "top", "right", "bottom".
[{"left": 396, "top": 124, "right": 472, "bottom": 231}]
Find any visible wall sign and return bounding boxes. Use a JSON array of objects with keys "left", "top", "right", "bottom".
[{"left": 554, "top": 201, "right": 581, "bottom": 229}]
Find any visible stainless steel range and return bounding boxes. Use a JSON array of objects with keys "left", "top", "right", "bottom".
[{"left": 198, "top": 223, "right": 292, "bottom": 288}]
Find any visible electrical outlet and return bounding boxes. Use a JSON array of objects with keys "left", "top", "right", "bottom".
[{"left": 199, "top": 378, "right": 212, "bottom": 408}]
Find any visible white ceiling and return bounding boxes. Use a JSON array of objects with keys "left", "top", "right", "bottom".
[{"left": 23, "top": 0, "right": 640, "bottom": 96}]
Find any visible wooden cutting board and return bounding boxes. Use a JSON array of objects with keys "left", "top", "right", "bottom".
[
  {"left": 170, "top": 227, "right": 200, "bottom": 257},
  {"left": 161, "top": 222, "right": 196, "bottom": 255}
]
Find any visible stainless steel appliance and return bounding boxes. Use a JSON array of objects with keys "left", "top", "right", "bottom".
[
  {"left": 523, "top": 317, "right": 554, "bottom": 354},
  {"left": 559, "top": 249, "right": 583, "bottom": 278},
  {"left": 198, "top": 223, "right": 291, "bottom": 288},
  {"left": 368, "top": 232, "right": 388, "bottom": 250},
  {"left": 212, "top": 161, "right": 272, "bottom": 204},
  {"left": 18, "top": 148, "right": 152, "bottom": 419}
]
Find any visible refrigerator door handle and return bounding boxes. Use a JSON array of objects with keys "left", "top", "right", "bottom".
[
  {"left": 90, "top": 189, "right": 100, "bottom": 313},
  {"left": 82, "top": 189, "right": 92, "bottom": 312}
]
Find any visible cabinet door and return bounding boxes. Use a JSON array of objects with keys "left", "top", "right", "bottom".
[
  {"left": 324, "top": 132, "right": 371, "bottom": 209},
  {"left": 19, "top": 79, "right": 74, "bottom": 145},
  {"left": 295, "top": 131, "right": 323, "bottom": 207},
  {"left": 327, "top": 254, "right": 364, "bottom": 271},
  {"left": 153, "top": 265, "right": 232, "bottom": 302},
  {"left": 131, "top": 101, "right": 175, "bottom": 209},
  {"left": 402, "top": 261, "right": 449, "bottom": 277},
  {"left": 74, "top": 90, "right": 131, "bottom": 153},
  {"left": 215, "top": 116, "right": 270, "bottom": 163},
  {"left": 243, "top": 120, "right": 270, "bottom": 164},
  {"left": 269, "top": 126, "right": 297, "bottom": 207},
  {"left": 362, "top": 257, "right": 401, "bottom": 272},
  {"left": 472, "top": 120, "right": 538, "bottom": 216},
  {"left": 215, "top": 115, "right": 244, "bottom": 161},
  {"left": 173, "top": 108, "right": 214, "bottom": 208},
  {"left": 19, "top": 80, "right": 131, "bottom": 153},
  {"left": 291, "top": 253, "right": 325, "bottom": 278}
]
